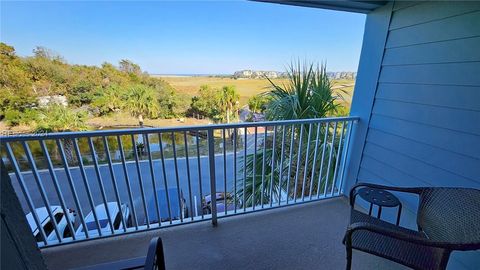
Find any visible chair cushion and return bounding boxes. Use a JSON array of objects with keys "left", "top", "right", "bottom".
[{"left": 348, "top": 210, "right": 447, "bottom": 270}]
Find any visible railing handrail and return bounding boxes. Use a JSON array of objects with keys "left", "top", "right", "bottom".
[{"left": 0, "top": 116, "right": 359, "bottom": 142}]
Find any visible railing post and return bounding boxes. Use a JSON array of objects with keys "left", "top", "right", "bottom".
[{"left": 207, "top": 129, "right": 218, "bottom": 226}]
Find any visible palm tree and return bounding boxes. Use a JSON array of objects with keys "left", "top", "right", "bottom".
[
  {"left": 219, "top": 85, "right": 239, "bottom": 123},
  {"left": 264, "top": 62, "right": 343, "bottom": 120},
  {"left": 125, "top": 85, "right": 160, "bottom": 127},
  {"left": 237, "top": 61, "right": 345, "bottom": 208},
  {"left": 247, "top": 95, "right": 269, "bottom": 114},
  {"left": 36, "top": 105, "right": 88, "bottom": 164}
]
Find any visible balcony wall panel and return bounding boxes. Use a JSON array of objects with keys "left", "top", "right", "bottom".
[
  {"left": 376, "top": 83, "right": 480, "bottom": 111},
  {"left": 369, "top": 114, "right": 480, "bottom": 160},
  {"left": 389, "top": 1, "right": 480, "bottom": 30},
  {"left": 353, "top": 3, "right": 480, "bottom": 268},
  {"left": 363, "top": 142, "right": 477, "bottom": 187},
  {"left": 379, "top": 62, "right": 480, "bottom": 86},
  {"left": 372, "top": 99, "right": 480, "bottom": 135},
  {"left": 383, "top": 37, "right": 480, "bottom": 66},
  {"left": 366, "top": 128, "right": 480, "bottom": 182},
  {"left": 386, "top": 10, "right": 480, "bottom": 48}
]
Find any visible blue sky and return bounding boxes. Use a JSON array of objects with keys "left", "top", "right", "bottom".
[{"left": 1, "top": 1, "right": 366, "bottom": 74}]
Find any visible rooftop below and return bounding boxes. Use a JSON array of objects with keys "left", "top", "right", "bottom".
[{"left": 42, "top": 197, "right": 406, "bottom": 270}]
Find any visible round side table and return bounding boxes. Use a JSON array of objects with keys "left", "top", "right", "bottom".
[{"left": 357, "top": 187, "right": 402, "bottom": 225}]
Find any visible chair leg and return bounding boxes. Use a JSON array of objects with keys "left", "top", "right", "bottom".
[{"left": 346, "top": 244, "right": 352, "bottom": 270}]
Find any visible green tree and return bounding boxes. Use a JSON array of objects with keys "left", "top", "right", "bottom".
[
  {"left": 100, "top": 62, "right": 130, "bottom": 87},
  {"left": 33, "top": 46, "right": 65, "bottom": 62},
  {"left": 66, "top": 65, "right": 103, "bottom": 107},
  {"left": 157, "top": 88, "right": 188, "bottom": 118},
  {"left": 36, "top": 105, "right": 87, "bottom": 132},
  {"left": 189, "top": 85, "right": 220, "bottom": 119},
  {"left": 92, "top": 85, "right": 126, "bottom": 115},
  {"left": 0, "top": 44, "right": 37, "bottom": 120},
  {"left": 218, "top": 85, "right": 240, "bottom": 123},
  {"left": 125, "top": 85, "right": 160, "bottom": 127},
  {"left": 248, "top": 94, "right": 269, "bottom": 114},
  {"left": 0, "top": 43, "right": 182, "bottom": 129},
  {"left": 119, "top": 59, "right": 141, "bottom": 74}
]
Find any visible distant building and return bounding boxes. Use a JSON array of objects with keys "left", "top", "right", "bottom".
[
  {"left": 233, "top": 70, "right": 283, "bottom": 79},
  {"left": 234, "top": 70, "right": 254, "bottom": 78},
  {"left": 234, "top": 70, "right": 356, "bottom": 80}
]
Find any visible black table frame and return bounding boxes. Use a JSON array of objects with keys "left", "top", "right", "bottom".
[{"left": 352, "top": 187, "right": 402, "bottom": 225}]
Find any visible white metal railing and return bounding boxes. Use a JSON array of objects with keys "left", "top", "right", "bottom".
[{"left": 0, "top": 116, "right": 358, "bottom": 247}]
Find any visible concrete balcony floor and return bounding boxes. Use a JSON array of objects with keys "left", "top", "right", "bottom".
[{"left": 42, "top": 197, "right": 406, "bottom": 270}]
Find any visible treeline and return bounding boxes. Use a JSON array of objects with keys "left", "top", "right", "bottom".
[{"left": 0, "top": 43, "right": 188, "bottom": 131}]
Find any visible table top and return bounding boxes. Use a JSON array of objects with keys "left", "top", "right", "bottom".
[{"left": 357, "top": 187, "right": 400, "bottom": 207}]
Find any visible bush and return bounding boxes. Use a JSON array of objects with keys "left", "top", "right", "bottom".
[
  {"left": 4, "top": 109, "right": 21, "bottom": 126},
  {"left": 36, "top": 105, "right": 87, "bottom": 132}
]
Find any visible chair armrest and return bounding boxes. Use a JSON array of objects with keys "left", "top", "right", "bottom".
[
  {"left": 144, "top": 237, "right": 166, "bottom": 270},
  {"left": 345, "top": 222, "right": 462, "bottom": 249},
  {"left": 349, "top": 183, "right": 423, "bottom": 207}
]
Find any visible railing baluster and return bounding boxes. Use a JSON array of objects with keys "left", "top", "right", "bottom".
[
  {"left": 195, "top": 133, "right": 204, "bottom": 218},
  {"left": 252, "top": 127, "right": 258, "bottom": 209},
  {"left": 322, "top": 122, "right": 338, "bottom": 197},
  {"left": 269, "top": 125, "right": 277, "bottom": 207},
  {"left": 5, "top": 142, "right": 48, "bottom": 245},
  {"left": 40, "top": 140, "right": 76, "bottom": 240},
  {"left": 158, "top": 133, "right": 172, "bottom": 224},
  {"left": 55, "top": 139, "right": 89, "bottom": 239},
  {"left": 73, "top": 138, "right": 102, "bottom": 236},
  {"left": 243, "top": 127, "right": 247, "bottom": 212},
  {"left": 117, "top": 136, "right": 139, "bottom": 229},
  {"left": 309, "top": 123, "right": 322, "bottom": 200},
  {"left": 88, "top": 137, "right": 115, "bottom": 234},
  {"left": 330, "top": 121, "right": 346, "bottom": 196},
  {"left": 260, "top": 126, "right": 267, "bottom": 207},
  {"left": 207, "top": 129, "right": 217, "bottom": 226},
  {"left": 222, "top": 129, "right": 227, "bottom": 215},
  {"left": 337, "top": 121, "right": 355, "bottom": 194},
  {"left": 316, "top": 123, "right": 330, "bottom": 198},
  {"left": 103, "top": 136, "right": 128, "bottom": 232},
  {"left": 131, "top": 134, "right": 150, "bottom": 228},
  {"left": 301, "top": 124, "right": 312, "bottom": 201},
  {"left": 170, "top": 132, "right": 183, "bottom": 223},
  {"left": 145, "top": 135, "right": 161, "bottom": 226},
  {"left": 233, "top": 128, "right": 237, "bottom": 214},
  {"left": 277, "top": 125, "right": 286, "bottom": 206},
  {"left": 286, "top": 125, "right": 296, "bottom": 205},
  {"left": 22, "top": 141, "right": 62, "bottom": 242},
  {"left": 183, "top": 131, "right": 194, "bottom": 220},
  {"left": 293, "top": 124, "right": 304, "bottom": 202}
]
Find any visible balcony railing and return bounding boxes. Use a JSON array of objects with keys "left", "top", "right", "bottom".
[{"left": 0, "top": 116, "right": 358, "bottom": 247}]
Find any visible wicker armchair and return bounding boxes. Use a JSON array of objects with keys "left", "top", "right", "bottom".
[{"left": 343, "top": 183, "right": 480, "bottom": 270}]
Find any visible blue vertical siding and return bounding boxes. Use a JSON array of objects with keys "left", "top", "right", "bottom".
[{"left": 350, "top": 1, "right": 480, "bottom": 269}]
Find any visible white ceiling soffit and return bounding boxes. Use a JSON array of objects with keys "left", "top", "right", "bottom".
[{"left": 253, "top": 0, "right": 388, "bottom": 13}]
